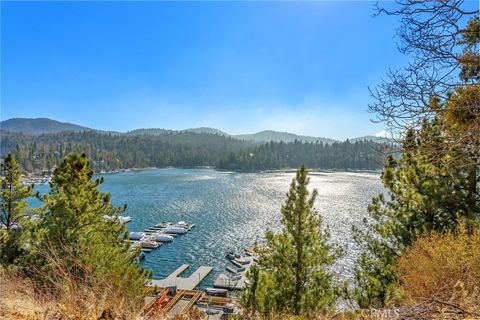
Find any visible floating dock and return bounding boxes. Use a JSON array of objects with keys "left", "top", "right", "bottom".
[
  {"left": 129, "top": 221, "right": 195, "bottom": 256},
  {"left": 213, "top": 248, "right": 256, "bottom": 290},
  {"left": 149, "top": 264, "right": 213, "bottom": 290}
]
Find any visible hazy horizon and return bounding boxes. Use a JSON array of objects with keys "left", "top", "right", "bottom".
[{"left": 1, "top": 116, "right": 391, "bottom": 140}]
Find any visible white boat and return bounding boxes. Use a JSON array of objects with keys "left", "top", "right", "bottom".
[
  {"left": 104, "top": 215, "right": 132, "bottom": 224},
  {"left": 155, "top": 222, "right": 171, "bottom": 228},
  {"left": 152, "top": 233, "right": 174, "bottom": 242},
  {"left": 176, "top": 221, "right": 195, "bottom": 230},
  {"left": 139, "top": 240, "right": 160, "bottom": 249},
  {"left": 129, "top": 232, "right": 146, "bottom": 240},
  {"left": 119, "top": 216, "right": 132, "bottom": 224},
  {"left": 164, "top": 226, "right": 187, "bottom": 234}
]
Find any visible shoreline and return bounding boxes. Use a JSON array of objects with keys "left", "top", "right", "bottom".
[{"left": 20, "top": 166, "right": 381, "bottom": 183}]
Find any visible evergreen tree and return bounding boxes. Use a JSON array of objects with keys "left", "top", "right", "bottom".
[
  {"left": 2, "top": 129, "right": 387, "bottom": 173},
  {"left": 244, "top": 165, "right": 341, "bottom": 316},
  {"left": 353, "top": 1, "right": 479, "bottom": 308},
  {"left": 28, "top": 153, "right": 148, "bottom": 302},
  {"left": 0, "top": 154, "right": 33, "bottom": 265},
  {"left": 353, "top": 118, "right": 480, "bottom": 308}
]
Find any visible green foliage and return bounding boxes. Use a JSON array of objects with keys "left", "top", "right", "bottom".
[
  {"left": 2, "top": 130, "right": 249, "bottom": 173},
  {"left": 1, "top": 130, "right": 387, "bottom": 173},
  {"left": 25, "top": 153, "right": 148, "bottom": 300},
  {"left": 244, "top": 166, "right": 341, "bottom": 316},
  {"left": 459, "top": 17, "right": 480, "bottom": 82},
  {"left": 0, "top": 154, "right": 33, "bottom": 265},
  {"left": 353, "top": 117, "right": 480, "bottom": 308},
  {"left": 218, "top": 140, "right": 386, "bottom": 172}
]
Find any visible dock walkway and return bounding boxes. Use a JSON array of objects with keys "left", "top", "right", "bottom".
[{"left": 149, "top": 264, "right": 213, "bottom": 290}]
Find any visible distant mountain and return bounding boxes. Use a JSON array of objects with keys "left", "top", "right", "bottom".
[
  {"left": 233, "top": 130, "right": 337, "bottom": 144},
  {"left": 127, "top": 128, "right": 172, "bottom": 136},
  {"left": 0, "top": 118, "right": 93, "bottom": 135},
  {"left": 127, "top": 127, "right": 228, "bottom": 136},
  {"left": 0, "top": 117, "right": 389, "bottom": 144},
  {"left": 181, "top": 127, "right": 229, "bottom": 136}
]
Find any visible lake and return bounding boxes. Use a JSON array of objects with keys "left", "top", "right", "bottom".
[{"left": 31, "top": 168, "right": 384, "bottom": 288}]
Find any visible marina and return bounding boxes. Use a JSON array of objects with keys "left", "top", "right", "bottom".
[
  {"left": 128, "top": 220, "right": 195, "bottom": 254},
  {"left": 29, "top": 169, "right": 383, "bottom": 291},
  {"left": 213, "top": 248, "right": 256, "bottom": 290},
  {"left": 141, "top": 246, "right": 257, "bottom": 318},
  {"left": 148, "top": 264, "right": 213, "bottom": 290},
  {"left": 143, "top": 265, "right": 236, "bottom": 319}
]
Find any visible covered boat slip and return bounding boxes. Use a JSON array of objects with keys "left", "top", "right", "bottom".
[
  {"left": 213, "top": 251, "right": 256, "bottom": 290},
  {"left": 148, "top": 264, "right": 213, "bottom": 290}
]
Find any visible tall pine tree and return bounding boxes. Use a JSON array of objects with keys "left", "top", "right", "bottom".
[
  {"left": 28, "top": 153, "right": 148, "bottom": 305},
  {"left": 0, "top": 154, "right": 33, "bottom": 265},
  {"left": 244, "top": 165, "right": 341, "bottom": 316},
  {"left": 353, "top": 117, "right": 480, "bottom": 308},
  {"left": 353, "top": 2, "right": 479, "bottom": 309}
]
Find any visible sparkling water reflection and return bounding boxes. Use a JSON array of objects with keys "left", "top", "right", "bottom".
[{"left": 31, "top": 168, "right": 384, "bottom": 288}]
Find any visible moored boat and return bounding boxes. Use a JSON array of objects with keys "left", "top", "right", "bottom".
[
  {"left": 226, "top": 266, "right": 237, "bottom": 274},
  {"left": 119, "top": 216, "right": 132, "bottom": 224},
  {"left": 226, "top": 251, "right": 236, "bottom": 260},
  {"left": 205, "top": 287, "right": 228, "bottom": 297},
  {"left": 164, "top": 226, "right": 187, "bottom": 234},
  {"left": 176, "top": 221, "right": 196, "bottom": 230},
  {"left": 139, "top": 240, "right": 160, "bottom": 249},
  {"left": 234, "top": 257, "right": 251, "bottom": 265},
  {"left": 129, "top": 232, "right": 146, "bottom": 240},
  {"left": 152, "top": 233, "right": 174, "bottom": 242}
]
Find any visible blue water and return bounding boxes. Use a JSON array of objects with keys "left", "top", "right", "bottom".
[{"left": 29, "top": 168, "right": 384, "bottom": 288}]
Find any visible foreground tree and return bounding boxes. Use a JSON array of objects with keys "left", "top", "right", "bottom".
[
  {"left": 0, "top": 154, "right": 33, "bottom": 265},
  {"left": 353, "top": 117, "right": 480, "bottom": 308},
  {"left": 244, "top": 165, "right": 341, "bottom": 316},
  {"left": 27, "top": 153, "right": 148, "bottom": 306},
  {"left": 352, "top": 0, "right": 479, "bottom": 308}
]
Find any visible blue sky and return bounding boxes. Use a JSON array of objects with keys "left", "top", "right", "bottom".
[{"left": 1, "top": 1, "right": 408, "bottom": 139}]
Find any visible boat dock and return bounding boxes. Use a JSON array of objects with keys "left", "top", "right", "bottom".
[
  {"left": 213, "top": 273, "right": 248, "bottom": 290},
  {"left": 149, "top": 264, "right": 213, "bottom": 290},
  {"left": 129, "top": 220, "right": 195, "bottom": 255},
  {"left": 213, "top": 247, "right": 256, "bottom": 290},
  {"left": 143, "top": 288, "right": 233, "bottom": 319}
]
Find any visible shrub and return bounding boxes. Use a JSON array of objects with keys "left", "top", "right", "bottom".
[{"left": 395, "top": 225, "right": 480, "bottom": 317}]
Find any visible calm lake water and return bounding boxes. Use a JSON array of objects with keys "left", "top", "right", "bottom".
[{"left": 31, "top": 168, "right": 384, "bottom": 288}]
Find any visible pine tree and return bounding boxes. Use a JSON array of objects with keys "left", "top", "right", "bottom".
[
  {"left": 0, "top": 154, "right": 33, "bottom": 265},
  {"left": 353, "top": 4, "right": 479, "bottom": 308},
  {"left": 28, "top": 153, "right": 148, "bottom": 303},
  {"left": 245, "top": 165, "right": 341, "bottom": 316},
  {"left": 353, "top": 118, "right": 480, "bottom": 308}
]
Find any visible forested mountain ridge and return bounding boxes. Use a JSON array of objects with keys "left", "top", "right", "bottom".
[
  {"left": 1, "top": 117, "right": 383, "bottom": 144},
  {"left": 233, "top": 130, "right": 337, "bottom": 144},
  {"left": 0, "top": 118, "right": 93, "bottom": 135},
  {"left": 1, "top": 130, "right": 388, "bottom": 173}
]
